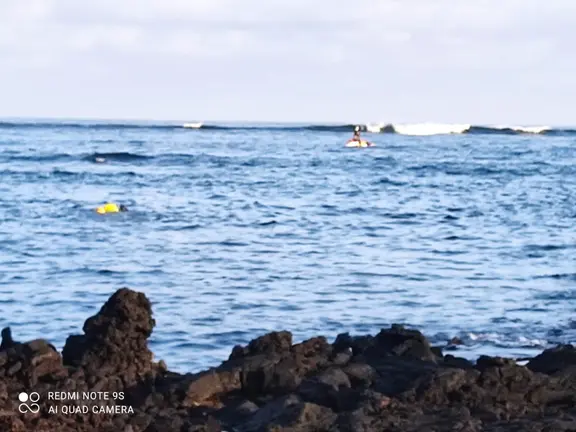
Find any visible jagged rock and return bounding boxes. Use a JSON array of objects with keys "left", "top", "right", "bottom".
[
  {"left": 227, "top": 334, "right": 333, "bottom": 399},
  {"left": 367, "top": 324, "right": 438, "bottom": 362},
  {"left": 239, "top": 355, "right": 303, "bottom": 397},
  {"left": 230, "top": 331, "right": 293, "bottom": 360},
  {"left": 0, "top": 339, "right": 67, "bottom": 387},
  {"left": 215, "top": 398, "right": 259, "bottom": 427},
  {"left": 330, "top": 349, "right": 352, "bottom": 366},
  {"left": 443, "top": 354, "right": 473, "bottom": 369},
  {"left": 342, "top": 362, "right": 377, "bottom": 389},
  {"left": 239, "top": 395, "right": 337, "bottom": 432},
  {"left": 2, "top": 288, "right": 576, "bottom": 432},
  {"left": 144, "top": 411, "right": 185, "bottom": 432},
  {"left": 333, "top": 333, "right": 373, "bottom": 356},
  {"left": 297, "top": 368, "right": 354, "bottom": 411},
  {"left": 266, "top": 402, "right": 337, "bottom": 431},
  {"left": 527, "top": 344, "right": 576, "bottom": 375},
  {"left": 1, "top": 327, "right": 19, "bottom": 351},
  {"left": 0, "top": 417, "right": 27, "bottom": 432},
  {"left": 177, "top": 366, "right": 242, "bottom": 406},
  {"left": 62, "top": 288, "right": 159, "bottom": 386},
  {"left": 238, "top": 394, "right": 302, "bottom": 431}
]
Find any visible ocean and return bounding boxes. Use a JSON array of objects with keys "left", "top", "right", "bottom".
[{"left": 0, "top": 119, "right": 574, "bottom": 373}]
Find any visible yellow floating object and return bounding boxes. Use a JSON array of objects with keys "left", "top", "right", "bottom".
[{"left": 96, "top": 203, "right": 120, "bottom": 214}]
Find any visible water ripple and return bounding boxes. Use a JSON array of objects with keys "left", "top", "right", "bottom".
[{"left": 0, "top": 126, "right": 574, "bottom": 372}]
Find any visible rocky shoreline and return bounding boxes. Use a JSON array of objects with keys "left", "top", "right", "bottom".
[{"left": 1, "top": 288, "right": 575, "bottom": 431}]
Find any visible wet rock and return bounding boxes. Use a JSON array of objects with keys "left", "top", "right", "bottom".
[
  {"left": 367, "top": 324, "right": 438, "bottom": 362},
  {"left": 475, "top": 355, "right": 517, "bottom": 371},
  {"left": 527, "top": 344, "right": 576, "bottom": 375},
  {"left": 443, "top": 354, "right": 473, "bottom": 369},
  {"left": 333, "top": 333, "right": 374, "bottom": 356},
  {"left": 431, "top": 345, "right": 444, "bottom": 356},
  {"left": 449, "top": 336, "right": 464, "bottom": 345}
]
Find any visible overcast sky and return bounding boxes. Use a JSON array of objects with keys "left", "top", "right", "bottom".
[{"left": 0, "top": 0, "right": 574, "bottom": 125}]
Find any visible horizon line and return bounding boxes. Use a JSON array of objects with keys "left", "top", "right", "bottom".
[{"left": 0, "top": 115, "right": 569, "bottom": 128}]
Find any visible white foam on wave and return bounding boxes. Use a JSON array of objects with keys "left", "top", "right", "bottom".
[
  {"left": 456, "top": 332, "right": 548, "bottom": 348},
  {"left": 362, "top": 122, "right": 552, "bottom": 135},
  {"left": 429, "top": 330, "right": 550, "bottom": 349},
  {"left": 366, "top": 123, "right": 385, "bottom": 133},
  {"left": 182, "top": 122, "right": 203, "bottom": 129},
  {"left": 391, "top": 123, "right": 471, "bottom": 136}
]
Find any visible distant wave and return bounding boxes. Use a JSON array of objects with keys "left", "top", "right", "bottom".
[
  {"left": 0, "top": 120, "right": 574, "bottom": 136},
  {"left": 0, "top": 121, "right": 180, "bottom": 130},
  {"left": 0, "top": 151, "right": 154, "bottom": 164},
  {"left": 182, "top": 122, "right": 203, "bottom": 129},
  {"left": 84, "top": 152, "right": 152, "bottom": 163},
  {"left": 196, "top": 124, "right": 359, "bottom": 132}
]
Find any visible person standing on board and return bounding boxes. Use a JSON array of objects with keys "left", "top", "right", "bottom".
[{"left": 351, "top": 126, "right": 361, "bottom": 142}]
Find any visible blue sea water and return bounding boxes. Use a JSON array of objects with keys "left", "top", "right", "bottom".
[{"left": 0, "top": 120, "right": 574, "bottom": 373}]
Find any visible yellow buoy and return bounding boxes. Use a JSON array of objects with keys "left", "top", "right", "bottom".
[{"left": 95, "top": 203, "right": 122, "bottom": 214}]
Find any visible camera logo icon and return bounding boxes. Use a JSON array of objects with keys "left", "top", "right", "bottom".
[{"left": 18, "top": 392, "right": 40, "bottom": 414}]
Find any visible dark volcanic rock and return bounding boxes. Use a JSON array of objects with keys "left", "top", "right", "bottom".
[
  {"left": 230, "top": 331, "right": 293, "bottom": 359},
  {"left": 1, "top": 327, "right": 19, "bottom": 351},
  {"left": 238, "top": 395, "right": 337, "bottom": 432},
  {"left": 62, "top": 288, "right": 159, "bottom": 384},
  {"left": 334, "top": 324, "right": 438, "bottom": 363},
  {"left": 2, "top": 287, "right": 576, "bottom": 431},
  {"left": 368, "top": 324, "right": 438, "bottom": 362},
  {"left": 527, "top": 344, "right": 576, "bottom": 375}
]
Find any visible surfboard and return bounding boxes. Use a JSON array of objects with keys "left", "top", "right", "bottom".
[{"left": 345, "top": 140, "right": 374, "bottom": 148}]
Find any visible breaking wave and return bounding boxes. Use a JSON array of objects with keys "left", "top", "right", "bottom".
[{"left": 362, "top": 122, "right": 558, "bottom": 136}]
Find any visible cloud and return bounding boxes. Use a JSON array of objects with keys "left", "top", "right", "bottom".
[
  {"left": 1, "top": 0, "right": 573, "bottom": 71},
  {"left": 1, "top": 0, "right": 413, "bottom": 60},
  {"left": 1, "top": 0, "right": 571, "bottom": 62},
  {"left": 0, "top": 0, "right": 575, "bottom": 122}
]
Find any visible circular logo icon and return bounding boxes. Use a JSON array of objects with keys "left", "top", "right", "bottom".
[{"left": 18, "top": 392, "right": 40, "bottom": 413}]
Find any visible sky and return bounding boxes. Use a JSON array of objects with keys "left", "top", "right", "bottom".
[{"left": 0, "top": 0, "right": 574, "bottom": 125}]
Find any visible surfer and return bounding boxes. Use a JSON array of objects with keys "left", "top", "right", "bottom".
[
  {"left": 345, "top": 126, "right": 374, "bottom": 147},
  {"left": 95, "top": 203, "right": 128, "bottom": 214}
]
